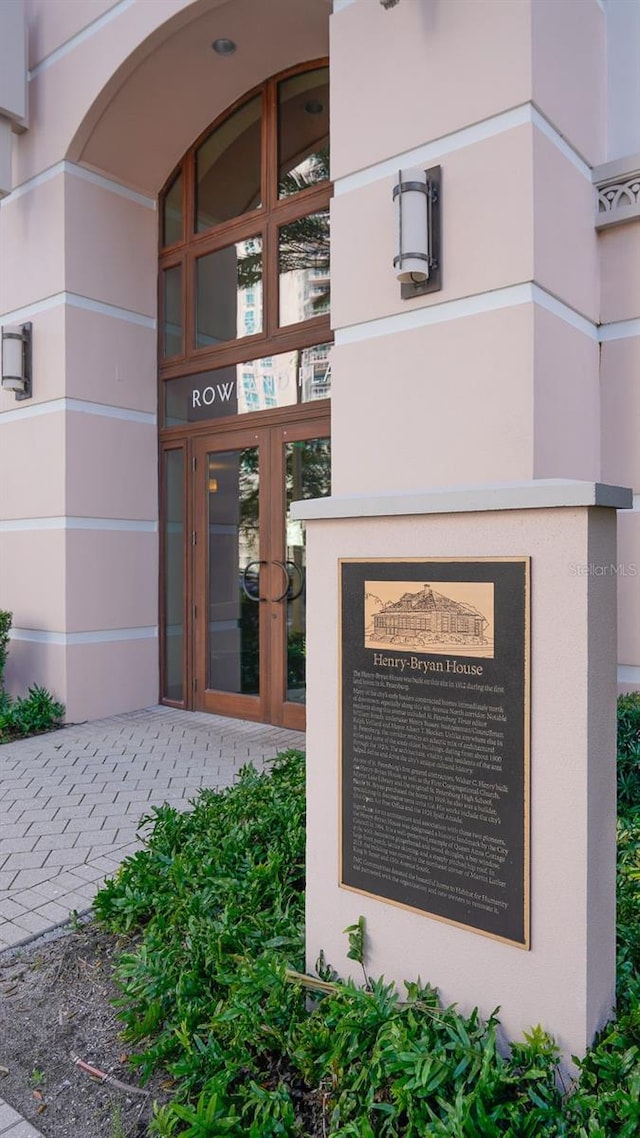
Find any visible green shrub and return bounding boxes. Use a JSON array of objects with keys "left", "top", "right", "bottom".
[
  {"left": 0, "top": 688, "right": 13, "bottom": 736},
  {"left": 618, "top": 693, "right": 640, "bottom": 813},
  {"left": 0, "top": 685, "right": 65, "bottom": 742},
  {"left": 92, "top": 752, "right": 567, "bottom": 1135},
  {"left": 0, "top": 609, "right": 11, "bottom": 689},
  {"left": 616, "top": 693, "right": 640, "bottom": 997},
  {"left": 90, "top": 696, "right": 640, "bottom": 1135},
  {"left": 618, "top": 693, "right": 640, "bottom": 756},
  {"left": 0, "top": 611, "right": 65, "bottom": 742}
]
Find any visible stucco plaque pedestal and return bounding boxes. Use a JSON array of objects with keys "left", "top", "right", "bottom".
[{"left": 291, "top": 479, "right": 632, "bottom": 1063}]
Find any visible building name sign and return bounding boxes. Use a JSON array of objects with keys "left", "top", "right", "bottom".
[{"left": 191, "top": 381, "right": 236, "bottom": 408}]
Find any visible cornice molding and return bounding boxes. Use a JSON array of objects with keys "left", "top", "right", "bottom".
[{"left": 594, "top": 156, "right": 640, "bottom": 229}]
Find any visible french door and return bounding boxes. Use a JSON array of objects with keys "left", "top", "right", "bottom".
[{"left": 193, "top": 413, "right": 330, "bottom": 729}]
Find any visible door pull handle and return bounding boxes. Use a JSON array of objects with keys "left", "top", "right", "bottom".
[
  {"left": 285, "top": 559, "right": 305, "bottom": 601},
  {"left": 271, "top": 560, "right": 291, "bottom": 602},
  {"left": 242, "top": 560, "right": 268, "bottom": 601}
]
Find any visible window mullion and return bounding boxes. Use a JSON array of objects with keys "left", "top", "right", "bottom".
[
  {"left": 184, "top": 152, "right": 195, "bottom": 242},
  {"left": 159, "top": 63, "right": 332, "bottom": 379},
  {"left": 264, "top": 218, "right": 278, "bottom": 339},
  {"left": 184, "top": 249, "right": 195, "bottom": 358},
  {"left": 263, "top": 77, "right": 278, "bottom": 213}
]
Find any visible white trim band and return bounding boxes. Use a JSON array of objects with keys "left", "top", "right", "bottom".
[
  {"left": 334, "top": 283, "right": 598, "bottom": 346},
  {"left": 7, "top": 160, "right": 155, "bottom": 209},
  {"left": 531, "top": 104, "right": 592, "bottom": 177},
  {"left": 532, "top": 284, "right": 596, "bottom": 338},
  {"left": 10, "top": 626, "right": 158, "bottom": 646},
  {"left": 66, "top": 398, "right": 156, "bottom": 424},
  {"left": 0, "top": 397, "right": 156, "bottom": 426},
  {"left": 619, "top": 665, "right": 640, "bottom": 685},
  {"left": 600, "top": 318, "right": 640, "bottom": 342},
  {"left": 0, "top": 517, "right": 157, "bottom": 533},
  {"left": 334, "top": 104, "right": 590, "bottom": 198},
  {"left": 28, "top": 0, "right": 136, "bottom": 78},
  {"left": 0, "top": 291, "right": 156, "bottom": 329},
  {"left": 67, "top": 294, "right": 156, "bottom": 328}
]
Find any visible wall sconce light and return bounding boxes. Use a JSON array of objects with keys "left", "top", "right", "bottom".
[
  {"left": 393, "top": 166, "right": 441, "bottom": 299},
  {"left": 1, "top": 321, "right": 32, "bottom": 400}
]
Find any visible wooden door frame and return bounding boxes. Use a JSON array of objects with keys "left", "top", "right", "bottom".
[
  {"left": 188, "top": 405, "right": 330, "bottom": 728},
  {"left": 267, "top": 414, "right": 330, "bottom": 730},
  {"left": 192, "top": 423, "right": 271, "bottom": 724}
]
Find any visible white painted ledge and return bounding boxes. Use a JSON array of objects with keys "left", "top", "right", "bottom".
[{"left": 291, "top": 479, "right": 633, "bottom": 521}]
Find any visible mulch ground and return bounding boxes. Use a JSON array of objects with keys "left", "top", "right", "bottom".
[{"left": 0, "top": 921, "right": 169, "bottom": 1138}]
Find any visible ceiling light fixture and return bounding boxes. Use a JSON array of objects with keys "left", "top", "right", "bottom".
[{"left": 211, "top": 38, "right": 237, "bottom": 55}]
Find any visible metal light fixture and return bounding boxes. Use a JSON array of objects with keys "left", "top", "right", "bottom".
[
  {"left": 1, "top": 321, "right": 32, "bottom": 399},
  {"left": 211, "top": 37, "right": 237, "bottom": 55},
  {"left": 393, "top": 165, "right": 441, "bottom": 298}
]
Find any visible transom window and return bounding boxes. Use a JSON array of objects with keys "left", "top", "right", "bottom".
[{"left": 159, "top": 63, "right": 331, "bottom": 423}]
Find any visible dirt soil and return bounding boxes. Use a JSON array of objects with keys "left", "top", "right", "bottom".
[{"left": 0, "top": 921, "right": 170, "bottom": 1138}]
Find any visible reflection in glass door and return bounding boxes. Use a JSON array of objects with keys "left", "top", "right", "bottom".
[
  {"left": 284, "top": 438, "right": 330, "bottom": 707},
  {"left": 194, "top": 432, "right": 267, "bottom": 723},
  {"left": 194, "top": 421, "right": 330, "bottom": 727},
  {"left": 206, "top": 447, "right": 261, "bottom": 697}
]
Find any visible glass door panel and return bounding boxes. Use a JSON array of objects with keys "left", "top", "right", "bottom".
[
  {"left": 284, "top": 437, "right": 330, "bottom": 706},
  {"left": 194, "top": 429, "right": 268, "bottom": 722},
  {"left": 161, "top": 448, "right": 185, "bottom": 703},
  {"left": 194, "top": 416, "right": 330, "bottom": 727},
  {"left": 206, "top": 447, "right": 260, "bottom": 696}
]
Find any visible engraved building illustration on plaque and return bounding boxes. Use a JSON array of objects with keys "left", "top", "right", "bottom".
[{"left": 365, "top": 582, "right": 494, "bottom": 658}]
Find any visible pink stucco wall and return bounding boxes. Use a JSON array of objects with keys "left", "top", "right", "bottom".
[
  {"left": 330, "top": 0, "right": 532, "bottom": 181},
  {"left": 331, "top": 306, "right": 535, "bottom": 496},
  {"left": 302, "top": 500, "right": 617, "bottom": 1060},
  {"left": 331, "top": 126, "right": 535, "bottom": 329},
  {"left": 1, "top": 0, "right": 639, "bottom": 719},
  {"left": 600, "top": 225, "right": 640, "bottom": 324},
  {"left": 0, "top": 0, "right": 333, "bottom": 717}
]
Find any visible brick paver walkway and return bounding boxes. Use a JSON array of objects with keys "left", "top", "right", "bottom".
[
  {"left": 0, "top": 706, "right": 303, "bottom": 1136},
  {"left": 0, "top": 705, "right": 304, "bottom": 951},
  {"left": 0, "top": 1098, "right": 43, "bottom": 1137}
]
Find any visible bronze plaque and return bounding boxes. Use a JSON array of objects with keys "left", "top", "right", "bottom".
[{"left": 340, "top": 558, "right": 530, "bottom": 948}]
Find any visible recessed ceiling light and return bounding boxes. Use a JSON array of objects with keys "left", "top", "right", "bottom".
[
  {"left": 212, "top": 38, "right": 237, "bottom": 55},
  {"left": 304, "top": 100, "right": 324, "bottom": 115}
]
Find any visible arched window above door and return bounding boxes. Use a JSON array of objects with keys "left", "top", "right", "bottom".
[{"left": 158, "top": 62, "right": 331, "bottom": 425}]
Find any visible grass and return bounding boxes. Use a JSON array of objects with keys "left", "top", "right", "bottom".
[{"left": 94, "top": 695, "right": 640, "bottom": 1136}]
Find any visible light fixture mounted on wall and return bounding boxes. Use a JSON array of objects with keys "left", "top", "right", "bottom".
[
  {"left": 1, "top": 321, "right": 32, "bottom": 400},
  {"left": 393, "top": 166, "right": 441, "bottom": 299}
]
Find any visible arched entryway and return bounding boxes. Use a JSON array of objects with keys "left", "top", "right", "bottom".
[
  {"left": 159, "top": 64, "right": 332, "bottom": 729},
  {"left": 11, "top": 0, "right": 333, "bottom": 724}
]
